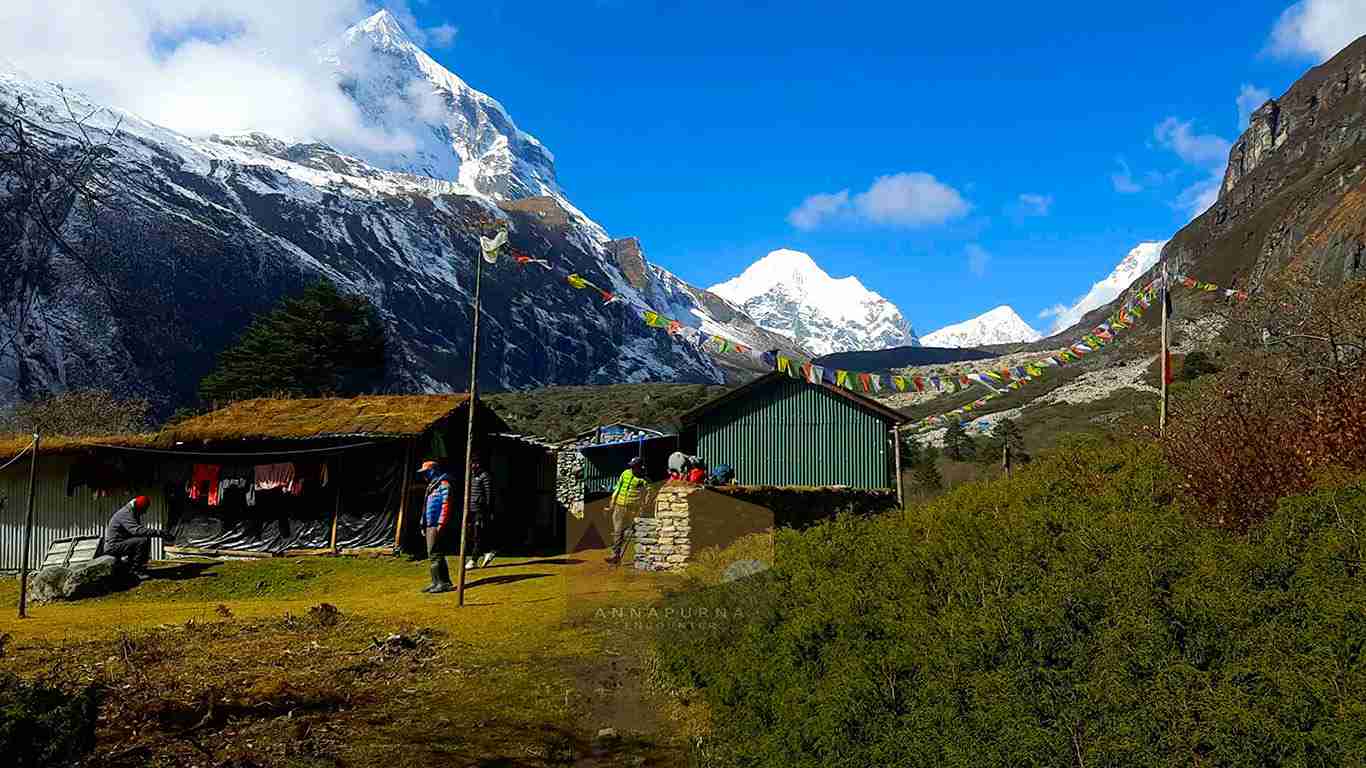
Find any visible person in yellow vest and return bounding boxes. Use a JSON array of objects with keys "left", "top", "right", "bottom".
[{"left": 607, "top": 457, "right": 648, "bottom": 565}]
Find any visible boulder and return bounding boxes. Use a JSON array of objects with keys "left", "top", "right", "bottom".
[
  {"left": 26, "top": 556, "right": 121, "bottom": 604},
  {"left": 26, "top": 565, "right": 71, "bottom": 604}
]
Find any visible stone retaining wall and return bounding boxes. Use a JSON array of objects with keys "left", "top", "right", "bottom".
[
  {"left": 634, "top": 482, "right": 695, "bottom": 572},
  {"left": 555, "top": 450, "right": 585, "bottom": 519}
]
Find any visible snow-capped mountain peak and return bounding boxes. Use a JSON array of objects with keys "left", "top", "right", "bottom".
[
  {"left": 708, "top": 249, "right": 918, "bottom": 355},
  {"left": 1043, "top": 241, "right": 1166, "bottom": 335},
  {"left": 319, "top": 11, "right": 560, "bottom": 201},
  {"left": 922, "top": 305, "right": 1042, "bottom": 348},
  {"left": 347, "top": 9, "right": 412, "bottom": 49}
]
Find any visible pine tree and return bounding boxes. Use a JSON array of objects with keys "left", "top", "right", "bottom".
[
  {"left": 914, "top": 445, "right": 943, "bottom": 491},
  {"left": 199, "top": 281, "right": 386, "bottom": 404},
  {"left": 984, "top": 417, "right": 1028, "bottom": 466},
  {"left": 943, "top": 420, "right": 975, "bottom": 461},
  {"left": 900, "top": 432, "right": 924, "bottom": 469}
]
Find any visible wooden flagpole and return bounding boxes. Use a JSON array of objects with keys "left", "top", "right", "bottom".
[
  {"left": 456, "top": 228, "right": 499, "bottom": 607},
  {"left": 17, "top": 433, "right": 39, "bottom": 618},
  {"left": 1159, "top": 261, "right": 1170, "bottom": 437}
]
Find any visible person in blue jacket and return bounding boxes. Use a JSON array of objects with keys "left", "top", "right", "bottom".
[{"left": 417, "top": 460, "right": 454, "bottom": 594}]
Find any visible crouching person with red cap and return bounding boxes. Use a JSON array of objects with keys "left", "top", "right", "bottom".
[{"left": 103, "top": 495, "right": 174, "bottom": 579}]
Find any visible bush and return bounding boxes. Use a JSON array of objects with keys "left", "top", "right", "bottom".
[
  {"left": 0, "top": 389, "right": 150, "bottom": 436},
  {"left": 655, "top": 437, "right": 1366, "bottom": 767},
  {"left": 0, "top": 674, "right": 99, "bottom": 767}
]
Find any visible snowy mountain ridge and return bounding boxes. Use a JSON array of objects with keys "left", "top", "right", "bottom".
[
  {"left": 319, "top": 10, "right": 568, "bottom": 209},
  {"left": 708, "top": 249, "right": 919, "bottom": 356},
  {"left": 0, "top": 14, "right": 810, "bottom": 411},
  {"left": 922, "top": 306, "right": 1042, "bottom": 348},
  {"left": 1043, "top": 241, "right": 1167, "bottom": 335}
]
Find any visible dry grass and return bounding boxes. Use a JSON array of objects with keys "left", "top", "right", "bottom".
[
  {"left": 0, "top": 550, "right": 691, "bottom": 767},
  {"left": 162, "top": 394, "right": 481, "bottom": 444},
  {"left": 0, "top": 433, "right": 157, "bottom": 462}
]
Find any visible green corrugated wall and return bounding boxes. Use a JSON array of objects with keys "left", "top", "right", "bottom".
[{"left": 696, "top": 378, "right": 894, "bottom": 489}]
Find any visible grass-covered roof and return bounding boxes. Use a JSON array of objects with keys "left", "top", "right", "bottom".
[{"left": 164, "top": 395, "right": 477, "bottom": 443}]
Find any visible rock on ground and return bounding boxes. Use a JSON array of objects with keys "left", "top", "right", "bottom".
[{"left": 27, "top": 555, "right": 122, "bottom": 604}]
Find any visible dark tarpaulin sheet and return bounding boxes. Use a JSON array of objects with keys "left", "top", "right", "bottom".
[{"left": 169, "top": 447, "right": 402, "bottom": 553}]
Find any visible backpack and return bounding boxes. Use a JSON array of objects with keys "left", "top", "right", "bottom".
[{"left": 710, "top": 464, "right": 735, "bottom": 485}]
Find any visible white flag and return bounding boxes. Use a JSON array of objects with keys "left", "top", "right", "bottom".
[{"left": 479, "top": 229, "right": 508, "bottom": 264}]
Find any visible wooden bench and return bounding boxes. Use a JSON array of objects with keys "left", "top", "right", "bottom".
[{"left": 40, "top": 536, "right": 104, "bottom": 569}]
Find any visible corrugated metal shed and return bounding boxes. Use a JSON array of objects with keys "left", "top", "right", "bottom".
[
  {"left": 0, "top": 455, "right": 168, "bottom": 571},
  {"left": 688, "top": 374, "right": 906, "bottom": 489}
]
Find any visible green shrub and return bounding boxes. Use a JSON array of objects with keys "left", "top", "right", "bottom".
[
  {"left": 0, "top": 674, "right": 99, "bottom": 768},
  {"left": 656, "top": 436, "right": 1366, "bottom": 767}
]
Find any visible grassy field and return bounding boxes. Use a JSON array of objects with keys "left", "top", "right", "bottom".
[{"left": 0, "top": 547, "right": 703, "bottom": 767}]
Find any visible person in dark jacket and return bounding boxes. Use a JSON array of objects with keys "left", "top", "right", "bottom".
[
  {"left": 465, "top": 455, "right": 496, "bottom": 570},
  {"left": 418, "top": 460, "right": 454, "bottom": 594},
  {"left": 103, "top": 495, "right": 173, "bottom": 575}
]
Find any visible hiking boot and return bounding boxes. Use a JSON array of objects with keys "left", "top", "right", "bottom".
[
  {"left": 479, "top": 551, "right": 496, "bottom": 568},
  {"left": 421, "top": 560, "right": 442, "bottom": 593}
]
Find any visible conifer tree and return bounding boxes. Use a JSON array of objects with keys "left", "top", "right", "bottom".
[
  {"left": 943, "top": 419, "right": 975, "bottom": 461},
  {"left": 199, "top": 281, "right": 386, "bottom": 404}
]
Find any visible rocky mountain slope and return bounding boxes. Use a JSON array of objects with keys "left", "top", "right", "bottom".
[
  {"left": 709, "top": 249, "right": 919, "bottom": 356},
  {"left": 921, "top": 305, "right": 1041, "bottom": 348},
  {"left": 1057, "top": 34, "right": 1366, "bottom": 340},
  {"left": 0, "top": 12, "right": 805, "bottom": 414}
]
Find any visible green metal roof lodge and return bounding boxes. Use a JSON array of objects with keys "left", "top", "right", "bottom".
[{"left": 681, "top": 373, "right": 909, "bottom": 489}]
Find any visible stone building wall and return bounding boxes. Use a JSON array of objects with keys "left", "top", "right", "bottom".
[
  {"left": 555, "top": 450, "right": 585, "bottom": 519},
  {"left": 633, "top": 482, "right": 695, "bottom": 572}
]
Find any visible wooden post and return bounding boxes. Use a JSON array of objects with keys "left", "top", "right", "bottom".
[
  {"left": 1159, "top": 261, "right": 1170, "bottom": 437},
  {"left": 393, "top": 439, "right": 415, "bottom": 551},
  {"left": 17, "top": 433, "right": 39, "bottom": 619},
  {"left": 455, "top": 241, "right": 488, "bottom": 608},
  {"left": 892, "top": 426, "right": 904, "bottom": 507},
  {"left": 329, "top": 455, "right": 343, "bottom": 552},
  {"left": 1003, "top": 440, "right": 1012, "bottom": 479}
]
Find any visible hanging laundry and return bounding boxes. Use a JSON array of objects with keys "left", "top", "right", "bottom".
[
  {"left": 255, "top": 462, "right": 296, "bottom": 493},
  {"left": 217, "top": 465, "right": 254, "bottom": 507},
  {"left": 187, "top": 464, "right": 222, "bottom": 506}
]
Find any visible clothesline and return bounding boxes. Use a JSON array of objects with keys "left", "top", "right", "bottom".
[
  {"left": 0, "top": 436, "right": 36, "bottom": 472},
  {"left": 87, "top": 439, "right": 392, "bottom": 459}
]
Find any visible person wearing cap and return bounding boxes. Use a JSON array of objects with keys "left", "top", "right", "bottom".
[
  {"left": 417, "top": 460, "right": 455, "bottom": 594},
  {"left": 103, "top": 495, "right": 174, "bottom": 577},
  {"left": 607, "top": 457, "right": 648, "bottom": 565}
]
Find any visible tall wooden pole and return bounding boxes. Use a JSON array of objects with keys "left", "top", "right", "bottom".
[
  {"left": 892, "top": 426, "right": 904, "bottom": 508},
  {"left": 455, "top": 244, "right": 487, "bottom": 607},
  {"left": 17, "top": 433, "right": 39, "bottom": 619},
  {"left": 1159, "top": 261, "right": 1170, "bottom": 437}
]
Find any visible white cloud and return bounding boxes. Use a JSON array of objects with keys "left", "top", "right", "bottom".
[
  {"left": 0, "top": 2, "right": 459, "bottom": 152},
  {"left": 1111, "top": 158, "right": 1143, "bottom": 193},
  {"left": 1269, "top": 0, "right": 1366, "bottom": 61},
  {"left": 1153, "top": 117, "right": 1231, "bottom": 220},
  {"left": 787, "top": 172, "right": 970, "bottom": 230},
  {"left": 966, "top": 244, "right": 991, "bottom": 277},
  {"left": 1237, "top": 83, "right": 1271, "bottom": 128},
  {"left": 1015, "top": 193, "right": 1053, "bottom": 217},
  {"left": 428, "top": 23, "right": 459, "bottom": 47},
  {"left": 787, "top": 190, "right": 850, "bottom": 230},
  {"left": 1175, "top": 175, "right": 1224, "bottom": 220},
  {"left": 1154, "top": 118, "right": 1232, "bottom": 168}
]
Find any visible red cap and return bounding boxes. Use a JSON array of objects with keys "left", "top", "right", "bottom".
[{"left": 133, "top": 495, "right": 150, "bottom": 511}]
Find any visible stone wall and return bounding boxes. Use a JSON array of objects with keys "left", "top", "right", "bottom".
[
  {"left": 707, "top": 485, "right": 897, "bottom": 530},
  {"left": 633, "top": 482, "right": 694, "bottom": 572},
  {"left": 556, "top": 449, "right": 585, "bottom": 519}
]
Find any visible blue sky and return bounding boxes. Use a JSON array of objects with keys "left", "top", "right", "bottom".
[{"left": 396, "top": 0, "right": 1351, "bottom": 333}]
